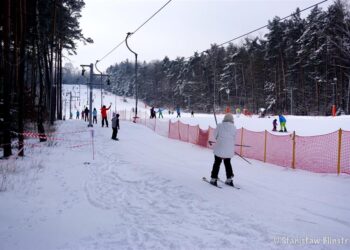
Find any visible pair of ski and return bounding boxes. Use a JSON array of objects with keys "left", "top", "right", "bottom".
[{"left": 202, "top": 177, "right": 240, "bottom": 189}]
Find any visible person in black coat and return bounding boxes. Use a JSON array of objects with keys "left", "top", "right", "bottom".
[{"left": 111, "top": 113, "right": 120, "bottom": 140}]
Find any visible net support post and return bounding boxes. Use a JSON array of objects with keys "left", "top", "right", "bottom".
[
  {"left": 292, "top": 131, "right": 296, "bottom": 169},
  {"left": 264, "top": 130, "right": 267, "bottom": 163},
  {"left": 240, "top": 128, "right": 244, "bottom": 156},
  {"left": 337, "top": 128, "right": 342, "bottom": 175}
]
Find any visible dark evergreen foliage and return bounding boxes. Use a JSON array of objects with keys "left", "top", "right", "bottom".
[
  {"left": 0, "top": 0, "right": 90, "bottom": 157},
  {"left": 105, "top": 0, "right": 350, "bottom": 116}
]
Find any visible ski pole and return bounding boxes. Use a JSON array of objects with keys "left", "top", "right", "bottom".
[
  {"left": 208, "top": 140, "right": 251, "bottom": 148},
  {"left": 235, "top": 152, "right": 252, "bottom": 165}
]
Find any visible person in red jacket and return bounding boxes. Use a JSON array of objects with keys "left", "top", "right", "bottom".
[{"left": 101, "top": 104, "right": 112, "bottom": 127}]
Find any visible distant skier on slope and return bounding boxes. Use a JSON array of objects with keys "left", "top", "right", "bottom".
[
  {"left": 209, "top": 113, "right": 236, "bottom": 187},
  {"left": 101, "top": 104, "right": 112, "bottom": 127},
  {"left": 272, "top": 119, "right": 277, "bottom": 131},
  {"left": 176, "top": 106, "right": 181, "bottom": 118},
  {"left": 278, "top": 114, "right": 287, "bottom": 132},
  {"left": 92, "top": 108, "right": 98, "bottom": 124},
  {"left": 111, "top": 113, "right": 120, "bottom": 140},
  {"left": 84, "top": 107, "right": 89, "bottom": 122},
  {"left": 158, "top": 108, "right": 163, "bottom": 118},
  {"left": 150, "top": 107, "right": 156, "bottom": 119}
]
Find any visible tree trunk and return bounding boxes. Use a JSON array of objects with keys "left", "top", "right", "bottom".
[{"left": 2, "top": 0, "right": 13, "bottom": 157}]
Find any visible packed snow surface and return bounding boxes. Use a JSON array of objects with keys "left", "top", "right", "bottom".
[{"left": 0, "top": 85, "right": 349, "bottom": 250}]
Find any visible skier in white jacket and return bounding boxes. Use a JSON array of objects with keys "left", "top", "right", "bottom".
[{"left": 210, "top": 113, "right": 236, "bottom": 186}]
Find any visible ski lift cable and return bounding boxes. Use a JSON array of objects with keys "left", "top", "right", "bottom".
[
  {"left": 186, "top": 0, "right": 329, "bottom": 59},
  {"left": 218, "top": 0, "right": 329, "bottom": 47},
  {"left": 98, "top": 0, "right": 173, "bottom": 62}
]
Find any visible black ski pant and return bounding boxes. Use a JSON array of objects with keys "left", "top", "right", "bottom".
[
  {"left": 93, "top": 116, "right": 97, "bottom": 124},
  {"left": 102, "top": 117, "right": 108, "bottom": 127},
  {"left": 211, "top": 155, "right": 234, "bottom": 179},
  {"left": 111, "top": 128, "right": 118, "bottom": 139}
]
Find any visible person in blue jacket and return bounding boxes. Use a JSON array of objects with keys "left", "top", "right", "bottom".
[
  {"left": 92, "top": 108, "right": 98, "bottom": 124},
  {"left": 176, "top": 107, "right": 181, "bottom": 118},
  {"left": 278, "top": 114, "right": 287, "bottom": 132}
]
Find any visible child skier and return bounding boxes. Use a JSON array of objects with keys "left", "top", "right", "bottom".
[{"left": 272, "top": 119, "right": 277, "bottom": 131}]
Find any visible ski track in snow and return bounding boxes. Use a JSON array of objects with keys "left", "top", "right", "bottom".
[
  {"left": 1, "top": 118, "right": 350, "bottom": 250},
  {"left": 80, "top": 127, "right": 273, "bottom": 250}
]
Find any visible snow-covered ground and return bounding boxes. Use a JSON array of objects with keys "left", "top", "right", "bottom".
[
  {"left": 63, "top": 84, "right": 350, "bottom": 135},
  {"left": 0, "top": 85, "right": 349, "bottom": 250}
]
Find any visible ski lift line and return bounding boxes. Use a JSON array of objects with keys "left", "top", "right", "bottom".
[
  {"left": 185, "top": 0, "right": 329, "bottom": 60},
  {"left": 218, "top": 0, "right": 329, "bottom": 47},
  {"left": 97, "top": 0, "right": 173, "bottom": 62}
]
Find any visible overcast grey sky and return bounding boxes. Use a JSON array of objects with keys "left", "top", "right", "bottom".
[{"left": 65, "top": 0, "right": 332, "bottom": 71}]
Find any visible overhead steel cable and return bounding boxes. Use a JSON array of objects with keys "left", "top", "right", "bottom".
[
  {"left": 98, "top": 0, "right": 173, "bottom": 62},
  {"left": 187, "top": 0, "right": 329, "bottom": 59},
  {"left": 217, "top": 0, "right": 328, "bottom": 48}
]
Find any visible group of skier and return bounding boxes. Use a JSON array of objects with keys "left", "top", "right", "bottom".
[
  {"left": 272, "top": 114, "right": 287, "bottom": 132},
  {"left": 75, "top": 103, "right": 120, "bottom": 140},
  {"left": 99, "top": 103, "right": 120, "bottom": 140},
  {"left": 76, "top": 107, "right": 98, "bottom": 124},
  {"left": 73, "top": 103, "right": 288, "bottom": 188},
  {"left": 149, "top": 106, "right": 195, "bottom": 119}
]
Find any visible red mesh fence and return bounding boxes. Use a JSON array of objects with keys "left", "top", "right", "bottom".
[
  {"left": 155, "top": 120, "right": 169, "bottom": 138},
  {"left": 265, "top": 133, "right": 293, "bottom": 168},
  {"left": 240, "top": 129, "right": 265, "bottom": 162},
  {"left": 295, "top": 132, "right": 338, "bottom": 173},
  {"left": 179, "top": 122, "right": 189, "bottom": 142},
  {"left": 121, "top": 111, "right": 349, "bottom": 175},
  {"left": 198, "top": 128, "right": 209, "bottom": 148},
  {"left": 340, "top": 130, "right": 350, "bottom": 174},
  {"left": 145, "top": 118, "right": 156, "bottom": 131},
  {"left": 169, "top": 121, "right": 180, "bottom": 140},
  {"left": 207, "top": 127, "right": 216, "bottom": 150},
  {"left": 188, "top": 125, "right": 199, "bottom": 144}
]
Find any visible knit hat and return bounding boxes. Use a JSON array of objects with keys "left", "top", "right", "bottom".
[{"left": 223, "top": 113, "right": 234, "bottom": 123}]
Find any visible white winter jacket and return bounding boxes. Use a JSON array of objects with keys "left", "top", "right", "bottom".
[{"left": 213, "top": 121, "right": 236, "bottom": 158}]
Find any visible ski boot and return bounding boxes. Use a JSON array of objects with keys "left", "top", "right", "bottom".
[
  {"left": 210, "top": 178, "right": 218, "bottom": 186},
  {"left": 225, "top": 178, "right": 234, "bottom": 186}
]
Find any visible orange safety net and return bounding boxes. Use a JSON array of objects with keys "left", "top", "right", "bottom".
[
  {"left": 198, "top": 128, "right": 209, "bottom": 148},
  {"left": 207, "top": 127, "right": 216, "bottom": 150},
  {"left": 123, "top": 112, "right": 350, "bottom": 175},
  {"left": 265, "top": 133, "right": 293, "bottom": 168},
  {"left": 340, "top": 130, "right": 350, "bottom": 174},
  {"left": 155, "top": 120, "right": 169, "bottom": 138},
  {"left": 169, "top": 121, "right": 180, "bottom": 140},
  {"left": 188, "top": 125, "right": 199, "bottom": 145},
  {"left": 178, "top": 121, "right": 189, "bottom": 142},
  {"left": 295, "top": 132, "right": 338, "bottom": 173},
  {"left": 239, "top": 129, "right": 265, "bottom": 162}
]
